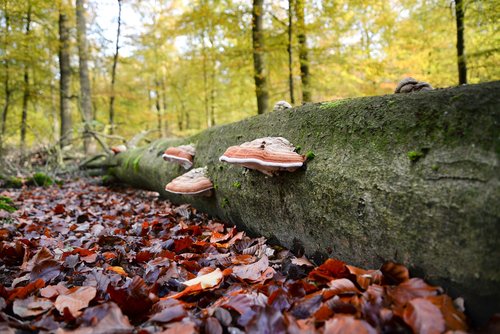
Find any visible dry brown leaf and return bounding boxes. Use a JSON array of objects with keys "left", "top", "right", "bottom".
[
  {"left": 55, "top": 286, "right": 97, "bottom": 316},
  {"left": 13, "top": 296, "right": 53, "bottom": 317},
  {"left": 323, "top": 314, "right": 377, "bottom": 334},
  {"left": 403, "top": 298, "right": 446, "bottom": 334}
]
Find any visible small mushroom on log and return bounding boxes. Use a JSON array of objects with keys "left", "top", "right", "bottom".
[
  {"left": 165, "top": 167, "right": 213, "bottom": 196},
  {"left": 162, "top": 144, "right": 196, "bottom": 169},
  {"left": 111, "top": 145, "right": 127, "bottom": 154},
  {"left": 273, "top": 100, "right": 292, "bottom": 112},
  {"left": 395, "top": 77, "right": 433, "bottom": 93},
  {"left": 219, "top": 137, "right": 306, "bottom": 176}
]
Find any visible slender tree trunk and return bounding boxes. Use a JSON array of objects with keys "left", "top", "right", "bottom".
[
  {"left": 252, "top": 0, "right": 269, "bottom": 114},
  {"left": 455, "top": 0, "right": 467, "bottom": 84},
  {"left": 295, "top": 0, "right": 310, "bottom": 102},
  {"left": 201, "top": 31, "right": 211, "bottom": 128},
  {"left": 210, "top": 69, "right": 216, "bottom": 127},
  {"left": 1, "top": 2, "right": 11, "bottom": 146},
  {"left": 154, "top": 80, "right": 162, "bottom": 138},
  {"left": 109, "top": 0, "right": 122, "bottom": 135},
  {"left": 59, "top": 3, "right": 72, "bottom": 147},
  {"left": 76, "top": 0, "right": 94, "bottom": 153},
  {"left": 20, "top": 1, "right": 32, "bottom": 155},
  {"left": 287, "top": 0, "right": 295, "bottom": 105}
]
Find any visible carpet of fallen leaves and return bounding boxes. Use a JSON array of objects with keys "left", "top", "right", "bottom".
[{"left": 0, "top": 179, "right": 470, "bottom": 333}]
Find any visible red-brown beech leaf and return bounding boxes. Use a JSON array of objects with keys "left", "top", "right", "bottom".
[
  {"left": 174, "top": 237, "right": 193, "bottom": 253},
  {"left": 8, "top": 279, "right": 45, "bottom": 301},
  {"left": 107, "top": 276, "right": 153, "bottom": 319},
  {"left": 55, "top": 286, "right": 97, "bottom": 317},
  {"left": 222, "top": 293, "right": 259, "bottom": 315},
  {"left": 205, "top": 316, "right": 223, "bottom": 334},
  {"left": 40, "top": 283, "right": 69, "bottom": 299},
  {"left": 323, "top": 314, "right": 377, "bottom": 334},
  {"left": 77, "top": 302, "right": 134, "bottom": 334},
  {"left": 403, "top": 298, "right": 445, "bottom": 334},
  {"left": 426, "top": 295, "right": 468, "bottom": 331},
  {"left": 386, "top": 278, "right": 440, "bottom": 307},
  {"left": 12, "top": 296, "right": 53, "bottom": 318},
  {"left": 53, "top": 204, "right": 65, "bottom": 215},
  {"left": 381, "top": 261, "right": 410, "bottom": 285},
  {"left": 323, "top": 278, "right": 360, "bottom": 300},
  {"left": 30, "top": 260, "right": 61, "bottom": 283},
  {"left": 150, "top": 299, "right": 187, "bottom": 323},
  {"left": 308, "top": 258, "right": 350, "bottom": 283},
  {"left": 232, "top": 255, "right": 274, "bottom": 282}
]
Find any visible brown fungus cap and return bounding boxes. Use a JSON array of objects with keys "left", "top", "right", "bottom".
[
  {"left": 219, "top": 137, "right": 306, "bottom": 176},
  {"left": 162, "top": 144, "right": 196, "bottom": 169},
  {"left": 111, "top": 145, "right": 127, "bottom": 154},
  {"left": 394, "top": 77, "right": 433, "bottom": 93},
  {"left": 165, "top": 167, "right": 213, "bottom": 196}
]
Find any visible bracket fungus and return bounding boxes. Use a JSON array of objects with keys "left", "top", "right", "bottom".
[
  {"left": 165, "top": 167, "right": 213, "bottom": 196},
  {"left": 162, "top": 144, "right": 196, "bottom": 169},
  {"left": 111, "top": 145, "right": 127, "bottom": 154},
  {"left": 395, "top": 77, "right": 433, "bottom": 93},
  {"left": 219, "top": 137, "right": 306, "bottom": 176},
  {"left": 273, "top": 100, "right": 292, "bottom": 112}
]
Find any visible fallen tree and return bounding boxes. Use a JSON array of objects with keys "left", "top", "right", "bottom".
[{"left": 109, "top": 81, "right": 500, "bottom": 325}]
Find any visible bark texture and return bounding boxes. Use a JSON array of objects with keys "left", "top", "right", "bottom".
[
  {"left": 76, "top": 0, "right": 94, "bottom": 153},
  {"left": 455, "top": 0, "right": 467, "bottom": 84},
  {"left": 109, "top": 82, "right": 500, "bottom": 325},
  {"left": 59, "top": 4, "right": 72, "bottom": 147},
  {"left": 295, "top": 0, "right": 310, "bottom": 102},
  {"left": 252, "top": 0, "right": 269, "bottom": 114}
]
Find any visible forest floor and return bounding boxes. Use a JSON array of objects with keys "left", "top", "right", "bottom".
[{"left": 0, "top": 178, "right": 473, "bottom": 333}]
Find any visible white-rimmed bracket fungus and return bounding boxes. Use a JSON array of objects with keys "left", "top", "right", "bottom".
[
  {"left": 273, "top": 100, "right": 292, "bottom": 112},
  {"left": 162, "top": 144, "right": 196, "bottom": 169},
  {"left": 395, "top": 77, "right": 433, "bottom": 93},
  {"left": 111, "top": 145, "right": 127, "bottom": 154},
  {"left": 165, "top": 167, "right": 213, "bottom": 196},
  {"left": 219, "top": 137, "right": 306, "bottom": 176}
]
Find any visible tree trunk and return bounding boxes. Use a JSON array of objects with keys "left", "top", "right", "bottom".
[
  {"left": 59, "top": 3, "right": 72, "bottom": 147},
  {"left": 109, "top": 0, "right": 122, "bottom": 135},
  {"left": 76, "top": 0, "right": 94, "bottom": 154},
  {"left": 455, "top": 0, "right": 467, "bottom": 84},
  {"left": 288, "top": 0, "right": 295, "bottom": 105},
  {"left": 295, "top": 0, "right": 310, "bottom": 102},
  {"left": 1, "top": 2, "right": 11, "bottom": 149},
  {"left": 252, "top": 0, "right": 269, "bottom": 114},
  {"left": 20, "top": 1, "right": 32, "bottom": 155},
  {"left": 109, "top": 81, "right": 500, "bottom": 326},
  {"left": 154, "top": 80, "right": 162, "bottom": 138}
]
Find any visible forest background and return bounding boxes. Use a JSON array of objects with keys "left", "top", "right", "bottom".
[{"left": 0, "top": 0, "right": 498, "bottom": 159}]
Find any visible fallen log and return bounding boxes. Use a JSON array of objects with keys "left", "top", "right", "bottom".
[{"left": 109, "top": 81, "right": 500, "bottom": 325}]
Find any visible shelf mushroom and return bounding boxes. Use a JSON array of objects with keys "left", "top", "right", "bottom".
[
  {"left": 219, "top": 137, "right": 306, "bottom": 176},
  {"left": 111, "top": 144, "right": 127, "bottom": 154},
  {"left": 273, "top": 100, "right": 292, "bottom": 112},
  {"left": 165, "top": 167, "right": 213, "bottom": 196},
  {"left": 394, "top": 77, "right": 433, "bottom": 93},
  {"left": 162, "top": 144, "right": 196, "bottom": 169}
]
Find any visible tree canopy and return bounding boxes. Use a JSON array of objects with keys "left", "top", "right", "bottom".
[{"left": 0, "top": 0, "right": 498, "bottom": 153}]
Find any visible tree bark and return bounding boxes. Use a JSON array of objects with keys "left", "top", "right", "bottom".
[
  {"left": 59, "top": 2, "right": 72, "bottom": 147},
  {"left": 154, "top": 80, "right": 162, "bottom": 138},
  {"left": 76, "top": 0, "right": 94, "bottom": 154},
  {"left": 1, "top": 1, "right": 11, "bottom": 148},
  {"left": 109, "top": 0, "right": 122, "bottom": 135},
  {"left": 109, "top": 82, "right": 500, "bottom": 326},
  {"left": 295, "top": 0, "right": 310, "bottom": 102},
  {"left": 455, "top": 0, "right": 467, "bottom": 84},
  {"left": 20, "top": 0, "right": 32, "bottom": 155},
  {"left": 252, "top": 0, "right": 269, "bottom": 114},
  {"left": 287, "top": 0, "right": 295, "bottom": 105}
]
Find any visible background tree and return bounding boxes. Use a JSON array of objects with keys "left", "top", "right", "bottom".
[
  {"left": 455, "top": 0, "right": 467, "bottom": 84},
  {"left": 252, "top": 0, "right": 269, "bottom": 114},
  {"left": 108, "top": 0, "right": 122, "bottom": 135},
  {"left": 295, "top": 0, "right": 310, "bottom": 102},
  {"left": 76, "top": 0, "right": 94, "bottom": 153},
  {"left": 59, "top": 0, "right": 72, "bottom": 147}
]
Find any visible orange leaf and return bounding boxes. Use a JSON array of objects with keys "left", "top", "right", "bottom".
[
  {"left": 55, "top": 286, "right": 97, "bottom": 317},
  {"left": 403, "top": 298, "right": 445, "bottom": 334},
  {"left": 107, "top": 266, "right": 128, "bottom": 276},
  {"left": 426, "top": 295, "right": 468, "bottom": 331}
]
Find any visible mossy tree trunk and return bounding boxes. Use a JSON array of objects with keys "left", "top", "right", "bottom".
[{"left": 109, "top": 81, "right": 500, "bottom": 325}]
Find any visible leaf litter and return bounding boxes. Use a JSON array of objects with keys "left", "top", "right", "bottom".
[{"left": 0, "top": 179, "right": 470, "bottom": 333}]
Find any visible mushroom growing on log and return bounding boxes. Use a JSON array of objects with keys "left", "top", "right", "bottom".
[
  {"left": 165, "top": 167, "right": 213, "bottom": 196},
  {"left": 395, "top": 77, "right": 433, "bottom": 93},
  {"left": 273, "top": 100, "right": 292, "bottom": 112},
  {"left": 162, "top": 144, "right": 196, "bottom": 169},
  {"left": 111, "top": 145, "right": 127, "bottom": 154},
  {"left": 219, "top": 137, "right": 306, "bottom": 176}
]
